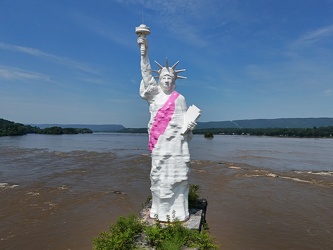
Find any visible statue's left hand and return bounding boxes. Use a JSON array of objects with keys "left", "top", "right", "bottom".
[{"left": 187, "top": 120, "right": 197, "bottom": 131}]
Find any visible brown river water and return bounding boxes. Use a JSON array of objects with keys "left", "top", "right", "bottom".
[{"left": 0, "top": 134, "right": 332, "bottom": 249}]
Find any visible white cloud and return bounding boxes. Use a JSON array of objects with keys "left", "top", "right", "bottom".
[
  {"left": 298, "top": 24, "right": 333, "bottom": 43},
  {"left": 290, "top": 24, "right": 333, "bottom": 49},
  {"left": 0, "top": 65, "right": 50, "bottom": 81},
  {"left": 0, "top": 41, "right": 97, "bottom": 74},
  {"left": 246, "top": 24, "right": 333, "bottom": 94}
]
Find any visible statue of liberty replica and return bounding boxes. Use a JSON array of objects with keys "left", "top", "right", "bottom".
[{"left": 136, "top": 24, "right": 200, "bottom": 222}]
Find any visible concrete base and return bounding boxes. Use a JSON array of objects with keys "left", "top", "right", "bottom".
[{"left": 139, "top": 199, "right": 208, "bottom": 232}]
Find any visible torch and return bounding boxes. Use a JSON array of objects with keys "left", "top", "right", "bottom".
[{"left": 135, "top": 24, "right": 150, "bottom": 56}]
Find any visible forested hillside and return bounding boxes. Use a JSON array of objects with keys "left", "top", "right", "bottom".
[
  {"left": 0, "top": 118, "right": 39, "bottom": 136},
  {"left": 0, "top": 118, "right": 92, "bottom": 136}
]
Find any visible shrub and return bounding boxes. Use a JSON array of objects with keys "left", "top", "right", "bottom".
[
  {"left": 189, "top": 184, "right": 200, "bottom": 209},
  {"left": 92, "top": 214, "right": 143, "bottom": 250},
  {"left": 93, "top": 213, "right": 219, "bottom": 250},
  {"left": 144, "top": 218, "right": 218, "bottom": 250}
]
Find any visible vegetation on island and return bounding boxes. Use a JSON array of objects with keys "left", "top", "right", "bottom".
[
  {"left": 40, "top": 126, "right": 92, "bottom": 135},
  {"left": 204, "top": 131, "right": 214, "bottom": 139},
  {"left": 93, "top": 214, "right": 218, "bottom": 250},
  {"left": 0, "top": 118, "right": 92, "bottom": 136},
  {"left": 93, "top": 185, "right": 218, "bottom": 250}
]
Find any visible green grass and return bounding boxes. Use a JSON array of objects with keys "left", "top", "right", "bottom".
[
  {"left": 93, "top": 185, "right": 219, "bottom": 250},
  {"left": 92, "top": 214, "right": 143, "bottom": 250},
  {"left": 93, "top": 214, "right": 218, "bottom": 250}
]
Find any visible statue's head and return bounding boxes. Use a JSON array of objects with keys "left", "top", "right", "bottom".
[
  {"left": 159, "top": 72, "right": 175, "bottom": 93},
  {"left": 153, "top": 59, "right": 186, "bottom": 94}
]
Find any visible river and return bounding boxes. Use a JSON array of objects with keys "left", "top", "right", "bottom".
[{"left": 0, "top": 133, "right": 332, "bottom": 249}]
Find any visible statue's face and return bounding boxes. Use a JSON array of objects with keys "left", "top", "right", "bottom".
[{"left": 159, "top": 74, "right": 175, "bottom": 93}]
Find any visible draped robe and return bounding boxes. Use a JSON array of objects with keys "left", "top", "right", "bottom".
[{"left": 140, "top": 76, "right": 191, "bottom": 222}]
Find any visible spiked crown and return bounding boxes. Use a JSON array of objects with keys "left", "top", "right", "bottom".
[{"left": 153, "top": 58, "right": 186, "bottom": 80}]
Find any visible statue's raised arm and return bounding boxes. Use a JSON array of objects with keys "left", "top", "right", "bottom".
[{"left": 136, "top": 24, "right": 157, "bottom": 99}]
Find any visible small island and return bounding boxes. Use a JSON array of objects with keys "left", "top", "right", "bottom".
[{"left": 204, "top": 131, "right": 214, "bottom": 139}]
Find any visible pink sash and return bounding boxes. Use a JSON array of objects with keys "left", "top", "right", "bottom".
[{"left": 149, "top": 91, "right": 180, "bottom": 153}]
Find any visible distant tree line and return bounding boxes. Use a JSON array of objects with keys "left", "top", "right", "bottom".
[
  {"left": 2, "top": 117, "right": 333, "bottom": 138},
  {"left": 0, "top": 119, "right": 92, "bottom": 136},
  {"left": 119, "top": 126, "right": 333, "bottom": 138},
  {"left": 193, "top": 126, "right": 333, "bottom": 138},
  {"left": 196, "top": 118, "right": 333, "bottom": 129}
]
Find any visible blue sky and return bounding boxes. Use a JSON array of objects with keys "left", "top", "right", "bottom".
[{"left": 1, "top": 0, "right": 333, "bottom": 128}]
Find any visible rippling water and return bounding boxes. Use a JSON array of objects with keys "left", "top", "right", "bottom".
[{"left": 0, "top": 134, "right": 332, "bottom": 249}]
